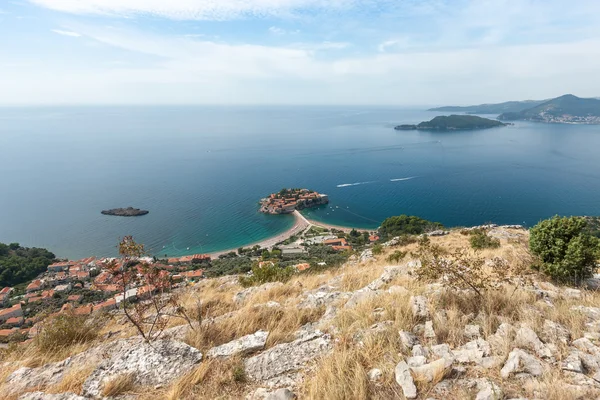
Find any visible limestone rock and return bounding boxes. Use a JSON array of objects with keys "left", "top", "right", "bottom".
[
  {"left": 394, "top": 361, "right": 417, "bottom": 399},
  {"left": 388, "top": 285, "right": 410, "bottom": 295},
  {"left": 412, "top": 344, "right": 430, "bottom": 358},
  {"left": 82, "top": 339, "right": 203, "bottom": 398},
  {"left": 431, "top": 343, "right": 453, "bottom": 361},
  {"left": 514, "top": 326, "right": 554, "bottom": 360},
  {"left": 407, "top": 356, "right": 427, "bottom": 367},
  {"left": 500, "top": 348, "right": 544, "bottom": 379},
  {"left": 367, "top": 265, "right": 406, "bottom": 291},
  {"left": 572, "top": 305, "right": 600, "bottom": 321},
  {"left": 19, "top": 393, "right": 87, "bottom": 400},
  {"left": 359, "top": 249, "right": 375, "bottom": 263},
  {"left": 564, "top": 288, "right": 582, "bottom": 299},
  {"left": 454, "top": 339, "right": 491, "bottom": 364},
  {"left": 207, "top": 330, "right": 268, "bottom": 359},
  {"left": 541, "top": 319, "right": 570, "bottom": 345},
  {"left": 424, "top": 320, "right": 436, "bottom": 339},
  {"left": 411, "top": 358, "right": 452, "bottom": 383},
  {"left": 267, "top": 388, "right": 297, "bottom": 400},
  {"left": 233, "top": 282, "right": 284, "bottom": 304},
  {"left": 344, "top": 288, "right": 382, "bottom": 308},
  {"left": 399, "top": 330, "right": 418, "bottom": 349},
  {"left": 368, "top": 368, "right": 383, "bottom": 382},
  {"left": 464, "top": 325, "right": 482, "bottom": 340},
  {"left": 248, "top": 388, "right": 297, "bottom": 400},
  {"left": 410, "top": 296, "right": 429, "bottom": 319},
  {"left": 244, "top": 330, "right": 332, "bottom": 383},
  {"left": 475, "top": 379, "right": 503, "bottom": 400},
  {"left": 562, "top": 352, "right": 584, "bottom": 373},
  {"left": 487, "top": 322, "right": 514, "bottom": 352}
]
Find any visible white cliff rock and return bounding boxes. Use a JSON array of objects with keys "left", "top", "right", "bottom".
[{"left": 207, "top": 330, "right": 269, "bottom": 359}]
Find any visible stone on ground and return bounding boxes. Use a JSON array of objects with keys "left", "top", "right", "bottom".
[{"left": 207, "top": 330, "right": 269, "bottom": 359}]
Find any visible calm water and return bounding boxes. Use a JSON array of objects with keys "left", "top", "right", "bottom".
[{"left": 1, "top": 106, "right": 600, "bottom": 259}]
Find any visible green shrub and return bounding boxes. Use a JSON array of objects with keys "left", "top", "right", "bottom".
[
  {"left": 239, "top": 262, "right": 295, "bottom": 288},
  {"left": 469, "top": 230, "right": 501, "bottom": 250},
  {"left": 372, "top": 244, "right": 383, "bottom": 255},
  {"left": 387, "top": 250, "right": 407, "bottom": 263},
  {"left": 530, "top": 216, "right": 600, "bottom": 283},
  {"left": 379, "top": 215, "right": 443, "bottom": 238}
]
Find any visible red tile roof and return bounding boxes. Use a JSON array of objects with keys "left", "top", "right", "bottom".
[
  {"left": 26, "top": 280, "right": 42, "bottom": 292},
  {"left": 0, "top": 304, "right": 22, "bottom": 318},
  {"left": 295, "top": 263, "right": 311, "bottom": 271},
  {"left": 6, "top": 317, "right": 23, "bottom": 326},
  {"left": 74, "top": 305, "right": 93, "bottom": 315},
  {"left": 0, "top": 287, "right": 12, "bottom": 295},
  {"left": 0, "top": 329, "right": 18, "bottom": 337},
  {"left": 182, "top": 270, "right": 204, "bottom": 279},
  {"left": 332, "top": 245, "right": 353, "bottom": 252}
]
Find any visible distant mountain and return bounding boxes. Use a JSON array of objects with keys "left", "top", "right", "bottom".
[
  {"left": 428, "top": 100, "right": 546, "bottom": 114},
  {"left": 395, "top": 115, "right": 508, "bottom": 131},
  {"left": 498, "top": 94, "right": 600, "bottom": 124}
]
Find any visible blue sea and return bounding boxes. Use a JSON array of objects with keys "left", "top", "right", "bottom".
[{"left": 1, "top": 106, "right": 600, "bottom": 259}]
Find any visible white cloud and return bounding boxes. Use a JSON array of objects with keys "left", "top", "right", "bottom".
[
  {"left": 268, "top": 26, "right": 286, "bottom": 35},
  {"left": 5, "top": 22, "right": 600, "bottom": 105},
  {"left": 29, "top": 0, "right": 359, "bottom": 20},
  {"left": 51, "top": 29, "right": 81, "bottom": 37}
]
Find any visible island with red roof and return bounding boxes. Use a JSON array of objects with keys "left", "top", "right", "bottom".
[{"left": 259, "top": 188, "right": 328, "bottom": 215}]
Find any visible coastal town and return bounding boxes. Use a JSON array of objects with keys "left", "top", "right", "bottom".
[
  {"left": 259, "top": 188, "right": 329, "bottom": 214},
  {"left": 0, "top": 217, "right": 381, "bottom": 345}
]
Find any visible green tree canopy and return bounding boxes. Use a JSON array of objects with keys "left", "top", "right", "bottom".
[
  {"left": 0, "top": 243, "right": 55, "bottom": 287},
  {"left": 530, "top": 216, "right": 600, "bottom": 283},
  {"left": 379, "top": 215, "right": 443, "bottom": 238}
]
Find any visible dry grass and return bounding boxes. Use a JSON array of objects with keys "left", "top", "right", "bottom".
[
  {"left": 101, "top": 372, "right": 136, "bottom": 397},
  {"left": 148, "top": 358, "right": 248, "bottom": 400},
  {"left": 184, "top": 304, "right": 324, "bottom": 352},
  {"left": 339, "top": 265, "right": 385, "bottom": 292},
  {"left": 46, "top": 363, "right": 96, "bottom": 395}
]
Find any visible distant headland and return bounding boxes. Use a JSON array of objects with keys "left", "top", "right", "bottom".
[
  {"left": 101, "top": 207, "right": 149, "bottom": 217},
  {"left": 395, "top": 115, "right": 508, "bottom": 131},
  {"left": 429, "top": 94, "right": 600, "bottom": 124},
  {"left": 260, "top": 188, "right": 329, "bottom": 215}
]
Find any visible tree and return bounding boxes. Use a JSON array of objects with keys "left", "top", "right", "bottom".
[
  {"left": 379, "top": 215, "right": 443, "bottom": 238},
  {"left": 530, "top": 216, "right": 600, "bottom": 283},
  {"left": 107, "top": 236, "right": 195, "bottom": 343}
]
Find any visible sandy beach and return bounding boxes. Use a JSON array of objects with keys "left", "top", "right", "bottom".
[
  {"left": 207, "top": 211, "right": 374, "bottom": 258},
  {"left": 303, "top": 217, "right": 371, "bottom": 233},
  {"left": 208, "top": 211, "right": 311, "bottom": 258}
]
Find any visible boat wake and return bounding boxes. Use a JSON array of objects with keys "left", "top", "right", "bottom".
[
  {"left": 336, "top": 181, "right": 375, "bottom": 188},
  {"left": 390, "top": 176, "right": 418, "bottom": 182}
]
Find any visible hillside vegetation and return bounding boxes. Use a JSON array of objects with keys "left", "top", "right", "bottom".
[
  {"left": 395, "top": 115, "right": 508, "bottom": 131},
  {"left": 2, "top": 218, "right": 600, "bottom": 399},
  {"left": 0, "top": 242, "right": 55, "bottom": 288},
  {"left": 499, "top": 94, "right": 600, "bottom": 121}
]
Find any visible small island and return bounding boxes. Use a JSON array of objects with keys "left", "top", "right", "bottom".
[
  {"left": 395, "top": 115, "right": 509, "bottom": 131},
  {"left": 101, "top": 207, "right": 149, "bottom": 217},
  {"left": 260, "top": 188, "right": 329, "bottom": 215}
]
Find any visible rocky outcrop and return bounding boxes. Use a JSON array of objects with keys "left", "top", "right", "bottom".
[
  {"left": 244, "top": 330, "right": 332, "bottom": 386},
  {"left": 500, "top": 348, "right": 544, "bottom": 378},
  {"left": 233, "top": 282, "right": 284, "bottom": 304},
  {"left": 82, "top": 339, "right": 203, "bottom": 397},
  {"left": 207, "top": 330, "right": 269, "bottom": 359},
  {"left": 101, "top": 207, "right": 149, "bottom": 217}
]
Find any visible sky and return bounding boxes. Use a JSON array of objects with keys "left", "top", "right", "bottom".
[{"left": 2, "top": 0, "right": 600, "bottom": 105}]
